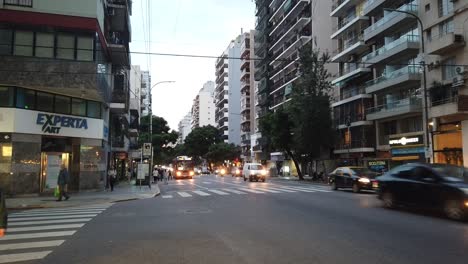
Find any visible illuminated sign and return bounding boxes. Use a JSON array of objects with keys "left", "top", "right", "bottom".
[
  {"left": 36, "top": 113, "right": 88, "bottom": 134},
  {"left": 389, "top": 136, "right": 422, "bottom": 147}
]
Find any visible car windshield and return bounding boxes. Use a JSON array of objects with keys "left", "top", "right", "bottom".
[
  {"left": 431, "top": 164, "right": 467, "bottom": 183},
  {"left": 351, "top": 168, "right": 378, "bottom": 178},
  {"left": 250, "top": 165, "right": 263, "bottom": 170}
]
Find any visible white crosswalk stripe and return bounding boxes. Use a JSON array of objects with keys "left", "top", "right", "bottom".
[
  {"left": 207, "top": 189, "right": 229, "bottom": 195},
  {"left": 192, "top": 190, "right": 211, "bottom": 196},
  {"left": 0, "top": 204, "right": 112, "bottom": 263},
  {"left": 267, "top": 186, "right": 297, "bottom": 192},
  {"left": 236, "top": 188, "right": 265, "bottom": 194},
  {"left": 222, "top": 188, "right": 247, "bottom": 194},
  {"left": 280, "top": 186, "right": 317, "bottom": 192},
  {"left": 177, "top": 192, "right": 192, "bottom": 197},
  {"left": 162, "top": 195, "right": 173, "bottom": 199},
  {"left": 251, "top": 187, "right": 282, "bottom": 193}
]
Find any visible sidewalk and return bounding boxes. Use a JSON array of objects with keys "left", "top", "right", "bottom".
[{"left": 6, "top": 181, "right": 160, "bottom": 210}]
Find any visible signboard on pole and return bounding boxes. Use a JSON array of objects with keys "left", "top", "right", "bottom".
[
  {"left": 143, "top": 143, "right": 152, "bottom": 157},
  {"left": 137, "top": 163, "right": 149, "bottom": 180}
]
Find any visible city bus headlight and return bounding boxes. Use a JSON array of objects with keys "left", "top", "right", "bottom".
[
  {"left": 176, "top": 171, "right": 182, "bottom": 177},
  {"left": 189, "top": 171, "right": 195, "bottom": 176},
  {"left": 220, "top": 169, "right": 226, "bottom": 175}
]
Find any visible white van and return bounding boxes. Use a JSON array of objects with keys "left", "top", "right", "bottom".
[{"left": 243, "top": 163, "right": 267, "bottom": 182}]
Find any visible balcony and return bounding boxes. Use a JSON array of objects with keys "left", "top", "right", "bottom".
[
  {"left": 107, "top": 0, "right": 132, "bottom": 34},
  {"left": 269, "top": 0, "right": 310, "bottom": 26},
  {"left": 241, "top": 68, "right": 251, "bottom": 79},
  {"left": 331, "top": 13, "right": 369, "bottom": 40},
  {"left": 362, "top": 35, "right": 420, "bottom": 64},
  {"left": 366, "top": 97, "right": 422, "bottom": 121},
  {"left": 271, "top": 53, "right": 299, "bottom": 79},
  {"left": 107, "top": 32, "right": 130, "bottom": 66},
  {"left": 241, "top": 81, "right": 250, "bottom": 93},
  {"left": 270, "top": 70, "right": 298, "bottom": 95},
  {"left": 427, "top": 31, "right": 465, "bottom": 56},
  {"left": 110, "top": 74, "right": 129, "bottom": 113},
  {"left": 362, "top": 0, "right": 386, "bottom": 16},
  {"left": 365, "top": 66, "right": 421, "bottom": 94},
  {"left": 270, "top": 34, "right": 312, "bottom": 66},
  {"left": 270, "top": 98, "right": 292, "bottom": 110},
  {"left": 330, "top": 0, "right": 361, "bottom": 17},
  {"left": 270, "top": 15, "right": 311, "bottom": 52},
  {"left": 334, "top": 141, "right": 375, "bottom": 154},
  {"left": 241, "top": 114, "right": 251, "bottom": 125},
  {"left": 363, "top": 2, "right": 418, "bottom": 42},
  {"left": 332, "top": 63, "right": 371, "bottom": 85},
  {"left": 332, "top": 86, "right": 372, "bottom": 107},
  {"left": 331, "top": 34, "right": 366, "bottom": 62},
  {"left": 241, "top": 97, "right": 251, "bottom": 112}
]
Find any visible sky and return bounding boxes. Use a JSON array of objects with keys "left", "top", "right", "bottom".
[{"left": 130, "top": 0, "right": 256, "bottom": 130}]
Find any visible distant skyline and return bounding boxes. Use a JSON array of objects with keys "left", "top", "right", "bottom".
[{"left": 130, "top": 0, "right": 255, "bottom": 130}]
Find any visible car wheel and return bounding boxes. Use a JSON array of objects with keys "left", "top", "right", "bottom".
[
  {"left": 382, "top": 191, "right": 395, "bottom": 209},
  {"left": 444, "top": 200, "right": 465, "bottom": 221},
  {"left": 352, "top": 183, "right": 360, "bottom": 193},
  {"left": 332, "top": 181, "right": 338, "bottom": 190}
]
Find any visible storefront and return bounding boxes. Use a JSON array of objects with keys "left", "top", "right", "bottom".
[
  {"left": 432, "top": 122, "right": 463, "bottom": 166},
  {"left": 0, "top": 107, "right": 108, "bottom": 195},
  {"left": 389, "top": 134, "right": 425, "bottom": 166}
]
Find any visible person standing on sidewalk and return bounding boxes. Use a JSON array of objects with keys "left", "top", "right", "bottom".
[
  {"left": 163, "top": 169, "right": 169, "bottom": 185},
  {"left": 108, "top": 166, "right": 117, "bottom": 192},
  {"left": 57, "top": 164, "right": 70, "bottom": 202}
]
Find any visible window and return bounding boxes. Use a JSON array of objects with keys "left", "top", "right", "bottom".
[
  {"left": 87, "top": 101, "right": 101, "bottom": 118},
  {"left": 0, "top": 86, "right": 14, "bottom": 107},
  {"left": 426, "top": 28, "right": 432, "bottom": 42},
  {"left": 438, "top": 0, "right": 454, "bottom": 17},
  {"left": 0, "top": 29, "right": 13, "bottom": 55},
  {"left": 71, "top": 98, "right": 86, "bottom": 116},
  {"left": 36, "top": 92, "right": 54, "bottom": 112},
  {"left": 442, "top": 57, "right": 456, "bottom": 81},
  {"left": 425, "top": 4, "right": 430, "bottom": 12},
  {"left": 55, "top": 95, "right": 70, "bottom": 114},
  {"left": 439, "top": 18, "right": 454, "bottom": 37},
  {"left": 57, "top": 34, "right": 75, "bottom": 60},
  {"left": 14, "top": 30, "right": 33, "bottom": 56},
  {"left": 35, "top": 32, "right": 54, "bottom": 58},
  {"left": 3, "top": 0, "right": 33, "bottom": 7},
  {"left": 16, "top": 88, "right": 35, "bottom": 109},
  {"left": 77, "top": 36, "right": 93, "bottom": 61}
]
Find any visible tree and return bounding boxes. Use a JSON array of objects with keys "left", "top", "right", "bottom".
[
  {"left": 288, "top": 44, "right": 334, "bottom": 176},
  {"left": 139, "top": 115, "right": 179, "bottom": 163},
  {"left": 184, "top": 125, "right": 222, "bottom": 158},
  {"left": 205, "top": 143, "right": 241, "bottom": 166}
]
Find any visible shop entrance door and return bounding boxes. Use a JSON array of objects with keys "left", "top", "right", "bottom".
[{"left": 40, "top": 152, "right": 70, "bottom": 193}]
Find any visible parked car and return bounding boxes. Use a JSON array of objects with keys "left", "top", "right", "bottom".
[
  {"left": 329, "top": 167, "right": 379, "bottom": 193},
  {"left": 243, "top": 163, "right": 267, "bottom": 182},
  {"left": 0, "top": 188, "right": 7, "bottom": 237},
  {"left": 377, "top": 163, "right": 468, "bottom": 221},
  {"left": 231, "top": 167, "right": 242, "bottom": 177}
]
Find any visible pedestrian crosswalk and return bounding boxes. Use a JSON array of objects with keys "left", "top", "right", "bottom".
[
  {"left": 161, "top": 185, "right": 331, "bottom": 199},
  {"left": 0, "top": 204, "right": 112, "bottom": 263}
]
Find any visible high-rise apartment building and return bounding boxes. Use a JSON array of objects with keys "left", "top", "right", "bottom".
[
  {"left": 191, "top": 81, "right": 216, "bottom": 129},
  {"left": 140, "top": 71, "right": 151, "bottom": 117},
  {"left": 178, "top": 113, "right": 192, "bottom": 144},
  {"left": 0, "top": 0, "right": 131, "bottom": 194},
  {"left": 330, "top": 0, "right": 440, "bottom": 168},
  {"left": 240, "top": 31, "right": 258, "bottom": 161},
  {"left": 254, "top": 0, "right": 335, "bottom": 160},
  {"left": 215, "top": 36, "right": 242, "bottom": 145}
]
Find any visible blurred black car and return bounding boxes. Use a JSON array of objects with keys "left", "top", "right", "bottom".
[
  {"left": 329, "top": 167, "right": 379, "bottom": 193},
  {"left": 0, "top": 188, "right": 7, "bottom": 237},
  {"left": 377, "top": 163, "right": 468, "bottom": 221}
]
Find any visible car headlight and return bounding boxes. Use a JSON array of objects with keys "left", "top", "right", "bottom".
[
  {"left": 358, "top": 178, "right": 370, "bottom": 183},
  {"left": 236, "top": 169, "right": 240, "bottom": 175},
  {"left": 220, "top": 169, "right": 226, "bottom": 175},
  {"left": 189, "top": 171, "right": 194, "bottom": 176},
  {"left": 261, "top": 169, "right": 267, "bottom": 176},
  {"left": 176, "top": 171, "right": 182, "bottom": 176},
  {"left": 460, "top": 188, "right": 468, "bottom": 195}
]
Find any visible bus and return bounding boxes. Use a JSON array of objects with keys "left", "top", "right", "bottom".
[{"left": 173, "top": 156, "right": 195, "bottom": 179}]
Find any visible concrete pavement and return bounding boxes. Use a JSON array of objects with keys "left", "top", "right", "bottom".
[
  {"left": 2, "top": 175, "right": 467, "bottom": 263},
  {"left": 6, "top": 181, "right": 160, "bottom": 210}
]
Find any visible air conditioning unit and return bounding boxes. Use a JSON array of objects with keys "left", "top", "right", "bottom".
[
  {"left": 454, "top": 34, "right": 464, "bottom": 43},
  {"left": 452, "top": 76, "right": 464, "bottom": 87},
  {"left": 455, "top": 66, "right": 466, "bottom": 75}
]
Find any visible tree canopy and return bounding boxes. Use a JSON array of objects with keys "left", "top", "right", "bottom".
[
  {"left": 205, "top": 143, "right": 241, "bottom": 165},
  {"left": 139, "top": 115, "right": 179, "bottom": 163},
  {"left": 184, "top": 125, "right": 222, "bottom": 158}
]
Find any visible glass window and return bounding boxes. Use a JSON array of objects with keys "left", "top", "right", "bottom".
[
  {"left": 0, "top": 86, "right": 14, "bottom": 107},
  {"left": 57, "top": 34, "right": 75, "bottom": 60},
  {"left": 35, "top": 32, "right": 54, "bottom": 58},
  {"left": 36, "top": 92, "right": 54, "bottom": 112},
  {"left": 16, "top": 88, "right": 35, "bottom": 109},
  {"left": 14, "top": 30, "right": 33, "bottom": 56},
  {"left": 71, "top": 98, "right": 86, "bottom": 116},
  {"left": 55, "top": 95, "right": 70, "bottom": 114},
  {"left": 87, "top": 101, "right": 101, "bottom": 118},
  {"left": 77, "top": 36, "right": 94, "bottom": 61},
  {"left": 438, "top": 0, "right": 454, "bottom": 17},
  {"left": 439, "top": 19, "right": 454, "bottom": 37},
  {"left": 442, "top": 57, "right": 456, "bottom": 81},
  {"left": 0, "top": 29, "right": 13, "bottom": 55}
]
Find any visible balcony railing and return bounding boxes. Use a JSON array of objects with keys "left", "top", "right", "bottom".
[
  {"left": 335, "top": 140, "right": 373, "bottom": 150},
  {"left": 336, "top": 86, "right": 367, "bottom": 101},
  {"left": 3, "top": 0, "right": 32, "bottom": 7},
  {"left": 271, "top": 53, "right": 298, "bottom": 78},
  {"left": 334, "top": 113, "right": 366, "bottom": 127},
  {"left": 362, "top": 34, "right": 419, "bottom": 62},
  {"left": 331, "top": 0, "right": 346, "bottom": 12},
  {"left": 363, "top": 1, "right": 418, "bottom": 36},
  {"left": 341, "top": 63, "right": 367, "bottom": 76},
  {"left": 334, "top": 34, "right": 364, "bottom": 55},
  {"left": 271, "top": 70, "right": 298, "bottom": 92},
  {"left": 365, "top": 65, "right": 420, "bottom": 88},
  {"left": 366, "top": 97, "right": 421, "bottom": 115}
]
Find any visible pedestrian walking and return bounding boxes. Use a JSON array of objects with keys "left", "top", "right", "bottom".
[
  {"left": 108, "top": 166, "right": 117, "bottom": 192},
  {"left": 57, "top": 164, "right": 70, "bottom": 201},
  {"left": 163, "top": 169, "right": 169, "bottom": 185},
  {"left": 153, "top": 167, "right": 159, "bottom": 183}
]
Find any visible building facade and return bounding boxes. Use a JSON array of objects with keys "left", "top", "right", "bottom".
[
  {"left": 191, "top": 81, "right": 216, "bottom": 129},
  {"left": 178, "top": 112, "right": 192, "bottom": 144},
  {"left": 140, "top": 70, "right": 151, "bottom": 117},
  {"left": 215, "top": 36, "right": 242, "bottom": 145},
  {"left": 0, "top": 0, "right": 132, "bottom": 194}
]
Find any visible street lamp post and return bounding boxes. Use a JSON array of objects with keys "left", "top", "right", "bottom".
[
  {"left": 383, "top": 8, "right": 431, "bottom": 163},
  {"left": 146, "top": 81, "right": 175, "bottom": 183}
]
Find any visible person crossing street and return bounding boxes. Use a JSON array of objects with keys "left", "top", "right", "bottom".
[{"left": 57, "top": 164, "right": 70, "bottom": 201}]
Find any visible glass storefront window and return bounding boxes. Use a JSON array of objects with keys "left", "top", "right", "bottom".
[
  {"left": 77, "top": 36, "right": 94, "bottom": 61},
  {"left": 35, "top": 32, "right": 54, "bottom": 58},
  {"left": 87, "top": 101, "right": 101, "bottom": 118},
  {"left": 71, "top": 98, "right": 86, "bottom": 116},
  {"left": 55, "top": 95, "right": 70, "bottom": 114},
  {"left": 0, "top": 29, "right": 12, "bottom": 55},
  {"left": 16, "top": 88, "right": 35, "bottom": 109},
  {"left": 57, "top": 34, "right": 75, "bottom": 60},
  {"left": 36, "top": 92, "right": 54, "bottom": 112},
  {"left": 14, "top": 30, "right": 33, "bottom": 56},
  {"left": 0, "top": 86, "right": 14, "bottom": 107}
]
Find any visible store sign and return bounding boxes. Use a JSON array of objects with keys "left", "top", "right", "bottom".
[
  {"left": 389, "top": 136, "right": 423, "bottom": 147},
  {"left": 391, "top": 147, "right": 425, "bottom": 155},
  {"left": 36, "top": 113, "right": 88, "bottom": 134},
  {"left": 367, "top": 160, "right": 388, "bottom": 172}
]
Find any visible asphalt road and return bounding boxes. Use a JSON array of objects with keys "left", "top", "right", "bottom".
[{"left": 3, "top": 175, "right": 468, "bottom": 264}]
